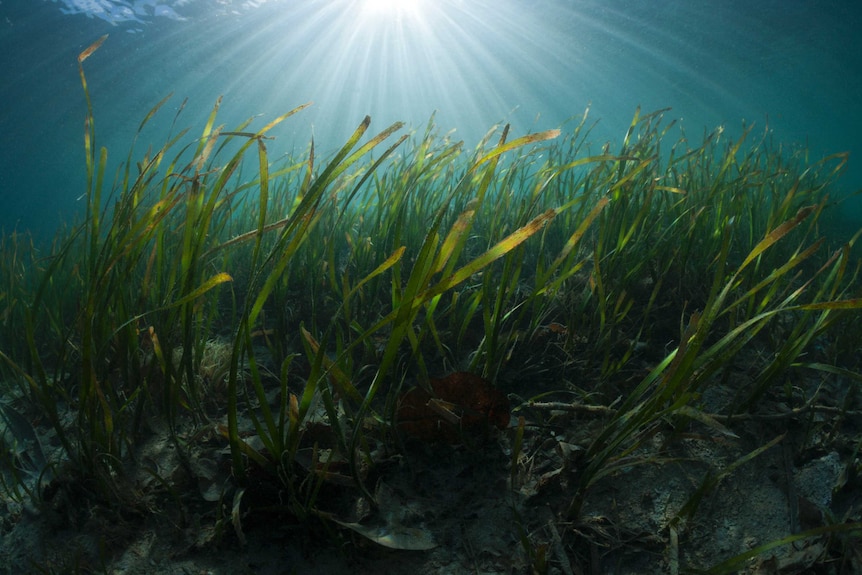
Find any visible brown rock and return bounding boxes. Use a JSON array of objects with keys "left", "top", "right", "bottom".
[{"left": 396, "top": 372, "right": 510, "bottom": 444}]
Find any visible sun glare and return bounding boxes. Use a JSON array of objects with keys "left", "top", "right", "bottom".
[
  {"left": 248, "top": 0, "right": 573, "bottom": 153},
  {"left": 363, "top": 0, "right": 422, "bottom": 18}
]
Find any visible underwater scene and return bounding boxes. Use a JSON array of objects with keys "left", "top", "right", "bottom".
[{"left": 1, "top": 0, "right": 861, "bottom": 572}]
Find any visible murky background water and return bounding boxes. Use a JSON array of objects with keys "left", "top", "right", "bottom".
[{"left": 1, "top": 0, "right": 860, "bottom": 238}]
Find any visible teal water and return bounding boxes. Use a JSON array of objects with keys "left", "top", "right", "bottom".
[{"left": 1, "top": 0, "right": 860, "bottom": 238}]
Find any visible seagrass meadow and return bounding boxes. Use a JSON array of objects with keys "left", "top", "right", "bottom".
[{"left": 2, "top": 37, "right": 862, "bottom": 574}]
